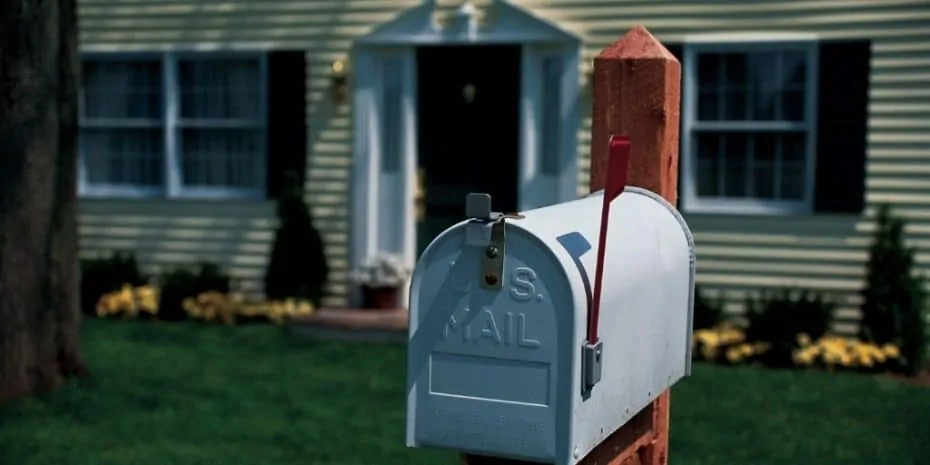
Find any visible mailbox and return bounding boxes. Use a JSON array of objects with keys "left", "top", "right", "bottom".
[
  {"left": 406, "top": 142, "right": 695, "bottom": 464},
  {"left": 405, "top": 190, "right": 695, "bottom": 463}
]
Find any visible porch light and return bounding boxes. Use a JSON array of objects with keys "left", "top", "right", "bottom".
[{"left": 331, "top": 57, "right": 349, "bottom": 105}]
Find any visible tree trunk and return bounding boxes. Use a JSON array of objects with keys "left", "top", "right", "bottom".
[{"left": 0, "top": 0, "right": 88, "bottom": 402}]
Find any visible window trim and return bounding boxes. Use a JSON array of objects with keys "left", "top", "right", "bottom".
[
  {"left": 78, "top": 51, "right": 269, "bottom": 200},
  {"left": 681, "top": 39, "right": 819, "bottom": 215}
]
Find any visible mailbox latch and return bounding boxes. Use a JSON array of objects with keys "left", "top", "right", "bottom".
[
  {"left": 583, "top": 340, "right": 603, "bottom": 391},
  {"left": 464, "top": 193, "right": 522, "bottom": 290}
]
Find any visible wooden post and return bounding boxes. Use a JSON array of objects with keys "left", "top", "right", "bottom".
[{"left": 462, "top": 25, "right": 681, "bottom": 465}]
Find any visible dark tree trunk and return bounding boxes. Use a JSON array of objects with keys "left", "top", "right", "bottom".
[{"left": 0, "top": 0, "right": 88, "bottom": 402}]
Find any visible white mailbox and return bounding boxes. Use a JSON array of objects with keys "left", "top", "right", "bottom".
[{"left": 405, "top": 182, "right": 696, "bottom": 465}]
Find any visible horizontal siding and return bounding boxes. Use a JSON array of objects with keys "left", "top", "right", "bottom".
[
  {"left": 546, "top": 0, "right": 930, "bottom": 335},
  {"left": 78, "top": 0, "right": 930, "bottom": 318},
  {"left": 79, "top": 199, "right": 276, "bottom": 296}
]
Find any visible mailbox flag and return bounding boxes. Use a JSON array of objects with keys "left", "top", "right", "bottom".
[
  {"left": 589, "top": 135, "right": 631, "bottom": 344},
  {"left": 605, "top": 136, "right": 631, "bottom": 202}
]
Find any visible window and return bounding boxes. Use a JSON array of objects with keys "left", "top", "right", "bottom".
[
  {"left": 79, "top": 53, "right": 267, "bottom": 199},
  {"left": 683, "top": 42, "right": 817, "bottom": 214}
]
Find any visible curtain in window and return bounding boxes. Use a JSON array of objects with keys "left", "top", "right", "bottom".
[
  {"left": 178, "top": 58, "right": 263, "bottom": 189},
  {"left": 81, "top": 60, "right": 164, "bottom": 187}
]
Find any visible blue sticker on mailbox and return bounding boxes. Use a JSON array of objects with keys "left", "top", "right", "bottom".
[{"left": 556, "top": 232, "right": 593, "bottom": 312}]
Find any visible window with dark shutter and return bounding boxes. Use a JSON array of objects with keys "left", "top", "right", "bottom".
[
  {"left": 266, "top": 51, "right": 309, "bottom": 199},
  {"left": 814, "top": 40, "right": 871, "bottom": 214}
]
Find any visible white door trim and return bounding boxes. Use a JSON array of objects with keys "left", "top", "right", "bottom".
[{"left": 349, "top": 0, "right": 580, "bottom": 307}]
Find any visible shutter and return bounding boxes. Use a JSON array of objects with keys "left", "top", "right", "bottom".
[
  {"left": 814, "top": 40, "right": 871, "bottom": 214},
  {"left": 664, "top": 43, "right": 684, "bottom": 209},
  {"left": 266, "top": 51, "right": 308, "bottom": 198}
]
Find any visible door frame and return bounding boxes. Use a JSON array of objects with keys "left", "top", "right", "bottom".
[{"left": 350, "top": 0, "right": 581, "bottom": 307}]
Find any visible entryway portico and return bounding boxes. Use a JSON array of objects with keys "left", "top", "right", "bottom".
[{"left": 350, "top": 0, "right": 581, "bottom": 306}]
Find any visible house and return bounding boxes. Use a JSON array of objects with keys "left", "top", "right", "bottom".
[{"left": 77, "top": 0, "right": 930, "bottom": 328}]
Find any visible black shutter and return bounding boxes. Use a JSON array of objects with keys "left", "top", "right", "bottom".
[
  {"left": 814, "top": 40, "right": 871, "bottom": 214},
  {"left": 266, "top": 50, "right": 308, "bottom": 199},
  {"left": 664, "top": 43, "right": 685, "bottom": 209}
]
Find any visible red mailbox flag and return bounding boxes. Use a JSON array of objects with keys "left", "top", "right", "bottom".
[{"left": 587, "top": 135, "right": 631, "bottom": 344}]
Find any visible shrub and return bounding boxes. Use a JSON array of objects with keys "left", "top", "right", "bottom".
[
  {"left": 860, "top": 204, "right": 928, "bottom": 375},
  {"left": 264, "top": 171, "right": 329, "bottom": 307},
  {"left": 692, "top": 285, "right": 726, "bottom": 330},
  {"left": 744, "top": 287, "right": 835, "bottom": 369},
  {"left": 80, "top": 252, "right": 147, "bottom": 315},
  {"left": 157, "top": 262, "right": 231, "bottom": 320}
]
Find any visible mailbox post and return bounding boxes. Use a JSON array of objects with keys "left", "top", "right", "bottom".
[
  {"left": 463, "top": 25, "right": 682, "bottom": 465},
  {"left": 408, "top": 25, "right": 684, "bottom": 465}
]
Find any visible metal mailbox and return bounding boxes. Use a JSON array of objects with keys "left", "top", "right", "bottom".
[{"left": 405, "top": 152, "right": 695, "bottom": 464}]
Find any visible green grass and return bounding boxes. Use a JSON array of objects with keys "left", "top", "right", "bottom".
[{"left": 1, "top": 319, "right": 928, "bottom": 465}]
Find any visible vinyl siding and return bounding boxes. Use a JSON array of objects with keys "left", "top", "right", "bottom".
[
  {"left": 78, "top": 0, "right": 930, "bottom": 321},
  {"left": 79, "top": 199, "right": 276, "bottom": 296}
]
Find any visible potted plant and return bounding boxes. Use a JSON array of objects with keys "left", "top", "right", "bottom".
[{"left": 349, "top": 253, "right": 410, "bottom": 310}]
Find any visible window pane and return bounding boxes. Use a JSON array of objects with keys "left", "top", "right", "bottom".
[
  {"left": 697, "top": 53, "right": 720, "bottom": 87},
  {"left": 698, "top": 90, "right": 719, "bottom": 120},
  {"left": 782, "top": 132, "right": 806, "bottom": 163},
  {"left": 695, "top": 132, "right": 720, "bottom": 196},
  {"left": 179, "top": 58, "right": 261, "bottom": 120},
  {"left": 749, "top": 52, "right": 779, "bottom": 120},
  {"left": 83, "top": 60, "right": 162, "bottom": 120},
  {"left": 723, "top": 88, "right": 748, "bottom": 120},
  {"left": 783, "top": 89, "right": 805, "bottom": 121},
  {"left": 781, "top": 162, "right": 804, "bottom": 200},
  {"left": 782, "top": 51, "right": 807, "bottom": 88},
  {"left": 722, "top": 133, "right": 748, "bottom": 197},
  {"left": 723, "top": 53, "right": 748, "bottom": 86},
  {"left": 696, "top": 48, "right": 809, "bottom": 123},
  {"left": 181, "top": 129, "right": 262, "bottom": 188},
  {"left": 753, "top": 133, "right": 777, "bottom": 199},
  {"left": 81, "top": 128, "right": 164, "bottom": 186}
]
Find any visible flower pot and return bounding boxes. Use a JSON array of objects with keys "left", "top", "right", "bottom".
[{"left": 362, "top": 285, "right": 400, "bottom": 310}]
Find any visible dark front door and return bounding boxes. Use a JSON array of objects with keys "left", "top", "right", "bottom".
[{"left": 415, "top": 45, "right": 521, "bottom": 255}]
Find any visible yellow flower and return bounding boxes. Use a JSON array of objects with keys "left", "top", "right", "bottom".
[
  {"left": 793, "top": 351, "right": 815, "bottom": 366},
  {"left": 882, "top": 344, "right": 900, "bottom": 359},
  {"left": 725, "top": 346, "right": 744, "bottom": 363},
  {"left": 95, "top": 296, "right": 111, "bottom": 317},
  {"left": 796, "top": 333, "right": 811, "bottom": 347}
]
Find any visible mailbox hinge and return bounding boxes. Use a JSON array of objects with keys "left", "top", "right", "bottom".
[
  {"left": 464, "top": 193, "right": 523, "bottom": 290},
  {"left": 582, "top": 340, "right": 603, "bottom": 391}
]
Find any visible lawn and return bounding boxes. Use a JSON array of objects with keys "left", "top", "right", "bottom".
[{"left": 1, "top": 320, "right": 928, "bottom": 465}]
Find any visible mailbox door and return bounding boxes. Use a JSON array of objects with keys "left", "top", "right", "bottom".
[{"left": 407, "top": 225, "right": 578, "bottom": 463}]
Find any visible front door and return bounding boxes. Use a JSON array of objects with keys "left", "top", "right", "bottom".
[{"left": 415, "top": 45, "right": 521, "bottom": 256}]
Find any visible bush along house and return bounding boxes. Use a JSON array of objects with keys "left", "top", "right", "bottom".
[{"left": 77, "top": 0, "right": 929, "bottom": 324}]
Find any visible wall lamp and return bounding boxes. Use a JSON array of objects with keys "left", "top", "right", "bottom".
[{"left": 331, "top": 57, "right": 349, "bottom": 105}]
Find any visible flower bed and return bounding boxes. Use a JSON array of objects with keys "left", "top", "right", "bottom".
[
  {"left": 693, "top": 323, "right": 905, "bottom": 373},
  {"left": 95, "top": 284, "right": 313, "bottom": 325}
]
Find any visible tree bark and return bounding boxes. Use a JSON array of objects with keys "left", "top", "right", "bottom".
[{"left": 0, "top": 0, "right": 88, "bottom": 402}]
